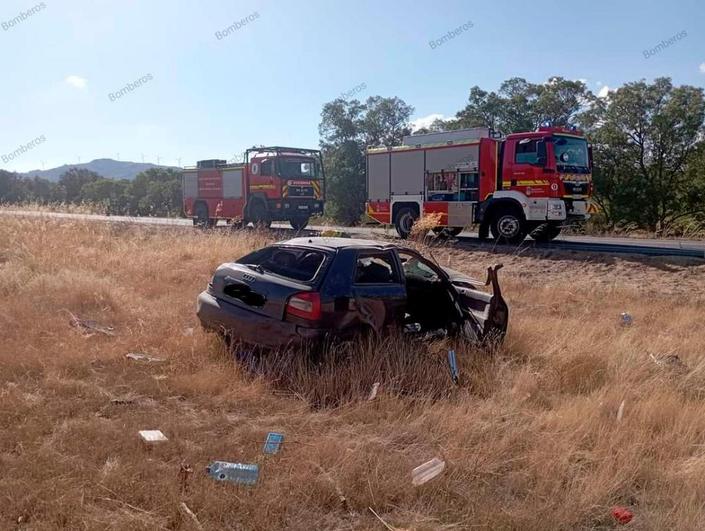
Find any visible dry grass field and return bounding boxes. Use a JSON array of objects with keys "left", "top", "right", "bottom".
[{"left": 2, "top": 217, "right": 705, "bottom": 530}]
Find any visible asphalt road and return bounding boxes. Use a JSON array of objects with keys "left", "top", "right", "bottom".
[{"left": 2, "top": 209, "right": 704, "bottom": 258}]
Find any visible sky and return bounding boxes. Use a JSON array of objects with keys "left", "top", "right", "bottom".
[{"left": 1, "top": 0, "right": 704, "bottom": 172}]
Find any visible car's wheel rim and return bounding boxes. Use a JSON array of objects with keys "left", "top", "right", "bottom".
[{"left": 498, "top": 216, "right": 520, "bottom": 237}]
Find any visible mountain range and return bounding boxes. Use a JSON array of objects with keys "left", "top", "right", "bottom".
[{"left": 19, "top": 158, "right": 179, "bottom": 182}]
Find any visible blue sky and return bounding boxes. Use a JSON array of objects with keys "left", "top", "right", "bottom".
[{"left": 1, "top": 0, "right": 704, "bottom": 172}]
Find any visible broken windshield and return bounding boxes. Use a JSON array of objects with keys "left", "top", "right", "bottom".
[{"left": 237, "top": 246, "right": 327, "bottom": 282}]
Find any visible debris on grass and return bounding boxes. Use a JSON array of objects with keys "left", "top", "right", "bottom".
[
  {"left": 411, "top": 457, "right": 446, "bottom": 486},
  {"left": 138, "top": 430, "right": 168, "bottom": 444},
  {"left": 110, "top": 397, "right": 136, "bottom": 406},
  {"left": 68, "top": 313, "right": 115, "bottom": 337},
  {"left": 126, "top": 352, "right": 164, "bottom": 363},
  {"left": 368, "top": 382, "right": 380, "bottom": 401},
  {"left": 650, "top": 353, "right": 689, "bottom": 373},
  {"left": 617, "top": 400, "right": 625, "bottom": 422},
  {"left": 178, "top": 463, "right": 193, "bottom": 494},
  {"left": 620, "top": 312, "right": 633, "bottom": 326},
  {"left": 447, "top": 350, "right": 459, "bottom": 385},
  {"left": 206, "top": 461, "right": 259, "bottom": 486},
  {"left": 368, "top": 507, "right": 397, "bottom": 531},
  {"left": 263, "top": 432, "right": 284, "bottom": 454},
  {"left": 611, "top": 506, "right": 634, "bottom": 524},
  {"left": 178, "top": 502, "right": 203, "bottom": 531}
]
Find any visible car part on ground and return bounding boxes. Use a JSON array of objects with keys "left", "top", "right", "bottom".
[{"left": 197, "top": 237, "right": 509, "bottom": 349}]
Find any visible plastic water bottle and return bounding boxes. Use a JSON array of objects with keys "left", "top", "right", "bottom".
[{"left": 206, "top": 461, "right": 259, "bottom": 485}]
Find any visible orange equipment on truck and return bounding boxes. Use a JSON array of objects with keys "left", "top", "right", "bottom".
[{"left": 365, "top": 127, "right": 593, "bottom": 242}]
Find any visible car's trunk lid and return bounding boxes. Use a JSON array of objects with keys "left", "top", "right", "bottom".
[{"left": 210, "top": 264, "right": 312, "bottom": 321}]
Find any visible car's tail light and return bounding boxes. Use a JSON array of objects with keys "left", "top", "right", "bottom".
[{"left": 286, "top": 292, "right": 321, "bottom": 321}]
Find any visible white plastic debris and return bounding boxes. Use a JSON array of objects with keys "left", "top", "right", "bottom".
[
  {"left": 69, "top": 313, "right": 115, "bottom": 336},
  {"left": 139, "top": 430, "right": 168, "bottom": 444},
  {"left": 617, "top": 400, "right": 625, "bottom": 422},
  {"left": 411, "top": 457, "right": 446, "bottom": 486},
  {"left": 620, "top": 312, "right": 633, "bottom": 326},
  {"left": 368, "top": 382, "right": 380, "bottom": 401},
  {"left": 126, "top": 352, "right": 164, "bottom": 363}
]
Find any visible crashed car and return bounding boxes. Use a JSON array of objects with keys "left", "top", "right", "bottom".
[{"left": 197, "top": 237, "right": 508, "bottom": 348}]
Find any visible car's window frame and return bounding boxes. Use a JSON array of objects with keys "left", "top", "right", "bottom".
[
  {"left": 352, "top": 249, "right": 402, "bottom": 286},
  {"left": 397, "top": 249, "right": 449, "bottom": 284}
]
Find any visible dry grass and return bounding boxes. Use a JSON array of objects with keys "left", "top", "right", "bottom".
[{"left": 2, "top": 218, "right": 705, "bottom": 530}]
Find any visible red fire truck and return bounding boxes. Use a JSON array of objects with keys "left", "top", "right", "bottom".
[
  {"left": 183, "top": 146, "right": 325, "bottom": 230},
  {"left": 366, "top": 127, "right": 593, "bottom": 242}
]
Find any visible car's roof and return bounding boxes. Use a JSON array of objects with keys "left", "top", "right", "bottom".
[{"left": 278, "top": 236, "right": 399, "bottom": 251}]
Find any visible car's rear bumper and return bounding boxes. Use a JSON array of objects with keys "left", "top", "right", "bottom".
[{"left": 196, "top": 290, "right": 325, "bottom": 347}]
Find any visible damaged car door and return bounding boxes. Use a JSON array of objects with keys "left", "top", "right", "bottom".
[
  {"left": 398, "top": 250, "right": 508, "bottom": 342},
  {"left": 348, "top": 249, "right": 406, "bottom": 333}
]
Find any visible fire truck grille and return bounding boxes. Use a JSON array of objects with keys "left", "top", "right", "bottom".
[
  {"left": 563, "top": 181, "right": 589, "bottom": 196},
  {"left": 286, "top": 185, "right": 315, "bottom": 197}
]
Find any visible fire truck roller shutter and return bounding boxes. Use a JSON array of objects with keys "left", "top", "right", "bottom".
[
  {"left": 425, "top": 145, "right": 479, "bottom": 174},
  {"left": 222, "top": 168, "right": 243, "bottom": 198},
  {"left": 391, "top": 150, "right": 424, "bottom": 196},
  {"left": 368, "top": 152, "right": 390, "bottom": 201},
  {"left": 183, "top": 171, "right": 198, "bottom": 198}
]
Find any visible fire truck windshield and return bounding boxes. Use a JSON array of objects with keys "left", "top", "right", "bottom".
[
  {"left": 553, "top": 135, "right": 589, "bottom": 171},
  {"left": 278, "top": 158, "right": 320, "bottom": 179}
]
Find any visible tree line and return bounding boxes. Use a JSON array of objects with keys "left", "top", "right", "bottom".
[
  {"left": 319, "top": 77, "right": 705, "bottom": 234},
  {"left": 0, "top": 167, "right": 183, "bottom": 217}
]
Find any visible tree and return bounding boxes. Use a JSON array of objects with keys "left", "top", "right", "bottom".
[
  {"left": 319, "top": 96, "right": 413, "bottom": 224},
  {"left": 56, "top": 168, "right": 101, "bottom": 203},
  {"left": 131, "top": 167, "right": 183, "bottom": 216},
  {"left": 0, "top": 170, "right": 29, "bottom": 203},
  {"left": 584, "top": 78, "right": 705, "bottom": 232},
  {"left": 449, "top": 77, "right": 592, "bottom": 134},
  {"left": 81, "top": 178, "right": 132, "bottom": 214}
]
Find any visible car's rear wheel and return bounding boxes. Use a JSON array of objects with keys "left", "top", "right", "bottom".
[
  {"left": 289, "top": 216, "right": 309, "bottom": 231},
  {"left": 394, "top": 207, "right": 417, "bottom": 239}
]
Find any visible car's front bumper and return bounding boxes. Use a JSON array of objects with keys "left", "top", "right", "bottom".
[{"left": 197, "top": 290, "right": 325, "bottom": 347}]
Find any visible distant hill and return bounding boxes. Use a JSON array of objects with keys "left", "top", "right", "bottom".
[{"left": 20, "top": 158, "right": 179, "bottom": 182}]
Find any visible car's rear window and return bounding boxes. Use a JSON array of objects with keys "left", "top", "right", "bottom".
[{"left": 236, "top": 246, "right": 328, "bottom": 282}]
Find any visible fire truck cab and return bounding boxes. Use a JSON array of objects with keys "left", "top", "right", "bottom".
[
  {"left": 183, "top": 146, "right": 325, "bottom": 230},
  {"left": 366, "top": 127, "right": 592, "bottom": 242}
]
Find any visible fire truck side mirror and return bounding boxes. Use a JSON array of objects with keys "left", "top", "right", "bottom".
[
  {"left": 588, "top": 145, "right": 593, "bottom": 170},
  {"left": 535, "top": 140, "right": 547, "bottom": 166}
]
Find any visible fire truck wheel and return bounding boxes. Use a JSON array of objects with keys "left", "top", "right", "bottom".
[
  {"left": 248, "top": 201, "right": 271, "bottom": 229},
  {"left": 530, "top": 223, "right": 562, "bottom": 242},
  {"left": 289, "top": 216, "right": 310, "bottom": 231},
  {"left": 432, "top": 227, "right": 463, "bottom": 237},
  {"left": 394, "top": 207, "right": 417, "bottom": 239},
  {"left": 193, "top": 202, "right": 212, "bottom": 229},
  {"left": 490, "top": 209, "right": 526, "bottom": 244}
]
